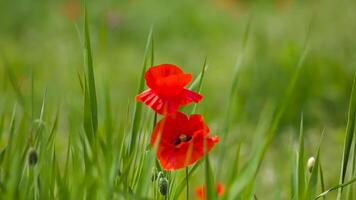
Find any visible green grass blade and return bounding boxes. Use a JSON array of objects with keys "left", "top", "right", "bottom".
[
  {"left": 83, "top": 76, "right": 95, "bottom": 142},
  {"left": 221, "top": 15, "right": 251, "bottom": 137},
  {"left": 297, "top": 114, "right": 305, "bottom": 200},
  {"left": 291, "top": 150, "right": 298, "bottom": 199},
  {"left": 205, "top": 155, "right": 217, "bottom": 200},
  {"left": 188, "top": 69, "right": 207, "bottom": 92},
  {"left": 4, "top": 60, "right": 25, "bottom": 106},
  {"left": 227, "top": 22, "right": 309, "bottom": 198},
  {"left": 305, "top": 130, "right": 324, "bottom": 199},
  {"left": 47, "top": 108, "right": 59, "bottom": 149},
  {"left": 315, "top": 177, "right": 356, "bottom": 200},
  {"left": 104, "top": 86, "right": 113, "bottom": 138},
  {"left": 319, "top": 161, "right": 326, "bottom": 200},
  {"left": 77, "top": 70, "right": 84, "bottom": 94},
  {"left": 2, "top": 104, "right": 17, "bottom": 176},
  {"left": 83, "top": 2, "right": 98, "bottom": 139},
  {"left": 173, "top": 160, "right": 202, "bottom": 199},
  {"left": 191, "top": 57, "right": 207, "bottom": 114},
  {"left": 222, "top": 143, "right": 240, "bottom": 200},
  {"left": 346, "top": 134, "right": 356, "bottom": 199},
  {"left": 337, "top": 73, "right": 356, "bottom": 199},
  {"left": 0, "top": 114, "right": 4, "bottom": 143},
  {"left": 129, "top": 27, "right": 153, "bottom": 153},
  {"left": 150, "top": 32, "right": 154, "bottom": 67},
  {"left": 217, "top": 16, "right": 252, "bottom": 178}
]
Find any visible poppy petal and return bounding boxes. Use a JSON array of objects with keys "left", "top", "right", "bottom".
[
  {"left": 136, "top": 89, "right": 202, "bottom": 115},
  {"left": 150, "top": 112, "right": 218, "bottom": 170},
  {"left": 186, "top": 114, "right": 209, "bottom": 135},
  {"left": 145, "top": 64, "right": 193, "bottom": 97},
  {"left": 158, "top": 89, "right": 202, "bottom": 114},
  {"left": 178, "top": 89, "right": 203, "bottom": 105},
  {"left": 150, "top": 112, "right": 188, "bottom": 147},
  {"left": 136, "top": 89, "right": 165, "bottom": 113},
  {"left": 145, "top": 64, "right": 183, "bottom": 84},
  {"left": 156, "top": 130, "right": 219, "bottom": 170}
]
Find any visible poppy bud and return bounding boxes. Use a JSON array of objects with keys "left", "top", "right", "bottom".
[
  {"left": 307, "top": 156, "right": 315, "bottom": 173},
  {"left": 157, "top": 171, "right": 163, "bottom": 180},
  {"left": 158, "top": 177, "right": 168, "bottom": 196},
  {"left": 28, "top": 148, "right": 38, "bottom": 166}
]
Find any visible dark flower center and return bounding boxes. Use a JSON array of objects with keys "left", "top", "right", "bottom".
[{"left": 173, "top": 134, "right": 192, "bottom": 146}]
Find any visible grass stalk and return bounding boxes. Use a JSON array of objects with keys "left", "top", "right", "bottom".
[
  {"left": 337, "top": 73, "right": 356, "bottom": 199},
  {"left": 186, "top": 167, "right": 189, "bottom": 200},
  {"left": 129, "top": 26, "right": 154, "bottom": 154}
]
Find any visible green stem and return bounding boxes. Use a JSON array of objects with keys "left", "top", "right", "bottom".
[
  {"left": 153, "top": 112, "right": 158, "bottom": 200},
  {"left": 153, "top": 112, "right": 157, "bottom": 127},
  {"left": 186, "top": 167, "right": 189, "bottom": 200}
]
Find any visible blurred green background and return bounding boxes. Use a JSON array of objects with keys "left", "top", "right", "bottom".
[{"left": 1, "top": 0, "right": 356, "bottom": 198}]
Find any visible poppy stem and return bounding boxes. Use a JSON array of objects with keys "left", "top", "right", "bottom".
[
  {"left": 153, "top": 112, "right": 157, "bottom": 127},
  {"left": 186, "top": 166, "right": 189, "bottom": 200},
  {"left": 153, "top": 112, "right": 162, "bottom": 172}
]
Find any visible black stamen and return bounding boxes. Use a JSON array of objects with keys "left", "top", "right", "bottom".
[{"left": 173, "top": 134, "right": 192, "bottom": 146}]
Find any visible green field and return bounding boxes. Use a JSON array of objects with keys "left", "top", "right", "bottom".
[{"left": 1, "top": 0, "right": 356, "bottom": 199}]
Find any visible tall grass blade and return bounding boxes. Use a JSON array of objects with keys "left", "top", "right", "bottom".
[
  {"left": 4, "top": 60, "right": 25, "bottom": 106},
  {"left": 346, "top": 134, "right": 356, "bottom": 199},
  {"left": 191, "top": 57, "right": 207, "bottom": 114},
  {"left": 2, "top": 104, "right": 17, "bottom": 177},
  {"left": 291, "top": 151, "right": 298, "bottom": 199},
  {"left": 222, "top": 143, "right": 241, "bottom": 200},
  {"left": 205, "top": 155, "right": 217, "bottom": 200},
  {"left": 0, "top": 114, "right": 4, "bottom": 143},
  {"left": 173, "top": 160, "right": 202, "bottom": 199},
  {"left": 305, "top": 130, "right": 324, "bottom": 199},
  {"left": 135, "top": 148, "right": 156, "bottom": 197},
  {"left": 319, "top": 161, "right": 326, "bottom": 200},
  {"left": 297, "top": 114, "right": 305, "bottom": 200},
  {"left": 217, "top": 16, "right": 252, "bottom": 177},
  {"left": 129, "top": 27, "right": 154, "bottom": 153},
  {"left": 83, "top": 2, "right": 98, "bottom": 141},
  {"left": 227, "top": 19, "right": 310, "bottom": 199},
  {"left": 315, "top": 177, "right": 356, "bottom": 199},
  {"left": 83, "top": 77, "right": 95, "bottom": 143},
  {"left": 337, "top": 73, "right": 356, "bottom": 199}
]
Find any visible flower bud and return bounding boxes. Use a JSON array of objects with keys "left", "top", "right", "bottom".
[
  {"left": 307, "top": 156, "right": 315, "bottom": 173},
  {"left": 28, "top": 148, "right": 38, "bottom": 166},
  {"left": 157, "top": 171, "right": 163, "bottom": 180},
  {"left": 159, "top": 177, "right": 168, "bottom": 196}
]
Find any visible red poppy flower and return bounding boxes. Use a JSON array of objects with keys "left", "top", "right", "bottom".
[
  {"left": 136, "top": 64, "right": 203, "bottom": 115},
  {"left": 150, "top": 112, "right": 219, "bottom": 170},
  {"left": 195, "top": 182, "right": 225, "bottom": 200}
]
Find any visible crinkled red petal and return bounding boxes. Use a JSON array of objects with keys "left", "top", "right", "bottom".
[
  {"left": 135, "top": 89, "right": 164, "bottom": 112},
  {"left": 145, "top": 64, "right": 193, "bottom": 96},
  {"left": 153, "top": 73, "right": 192, "bottom": 97},
  {"left": 145, "top": 64, "right": 183, "bottom": 84},
  {"left": 177, "top": 89, "right": 203, "bottom": 106},
  {"left": 136, "top": 89, "right": 203, "bottom": 115}
]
